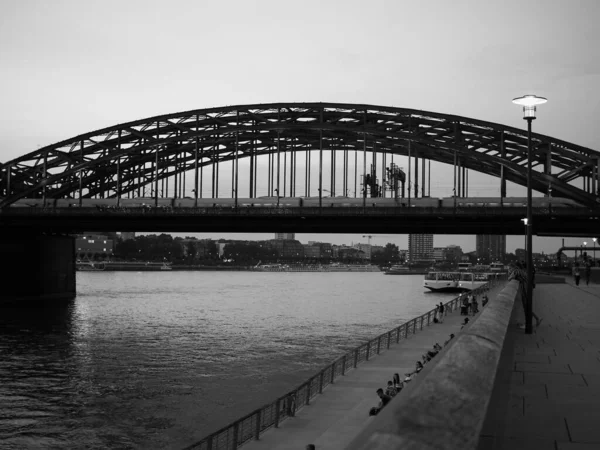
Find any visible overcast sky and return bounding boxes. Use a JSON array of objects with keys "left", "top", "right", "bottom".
[{"left": 2, "top": 0, "right": 599, "bottom": 254}]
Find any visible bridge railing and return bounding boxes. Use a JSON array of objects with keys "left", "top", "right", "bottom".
[{"left": 182, "top": 275, "right": 507, "bottom": 450}]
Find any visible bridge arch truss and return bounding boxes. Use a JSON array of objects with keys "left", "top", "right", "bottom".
[{"left": 1, "top": 102, "right": 599, "bottom": 208}]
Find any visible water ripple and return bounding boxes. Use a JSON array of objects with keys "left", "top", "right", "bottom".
[{"left": 0, "top": 272, "right": 456, "bottom": 449}]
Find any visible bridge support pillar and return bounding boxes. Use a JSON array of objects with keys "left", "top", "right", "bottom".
[{"left": 0, "top": 232, "right": 76, "bottom": 305}]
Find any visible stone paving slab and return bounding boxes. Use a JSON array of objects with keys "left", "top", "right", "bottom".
[
  {"left": 478, "top": 281, "right": 600, "bottom": 450},
  {"left": 241, "top": 285, "right": 505, "bottom": 450}
]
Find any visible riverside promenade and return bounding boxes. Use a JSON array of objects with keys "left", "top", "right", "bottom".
[
  {"left": 241, "top": 284, "right": 505, "bottom": 450},
  {"left": 479, "top": 278, "right": 600, "bottom": 450}
]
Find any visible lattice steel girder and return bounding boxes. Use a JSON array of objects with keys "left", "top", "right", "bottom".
[{"left": 1, "top": 102, "right": 599, "bottom": 208}]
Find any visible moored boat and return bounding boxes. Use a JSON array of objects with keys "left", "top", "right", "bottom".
[
  {"left": 384, "top": 264, "right": 411, "bottom": 275},
  {"left": 458, "top": 272, "right": 499, "bottom": 290},
  {"left": 76, "top": 261, "right": 105, "bottom": 271},
  {"left": 423, "top": 271, "right": 461, "bottom": 291},
  {"left": 424, "top": 271, "right": 498, "bottom": 292}
]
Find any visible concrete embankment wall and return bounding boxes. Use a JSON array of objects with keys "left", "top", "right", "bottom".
[
  {"left": 347, "top": 280, "right": 520, "bottom": 450},
  {"left": 0, "top": 233, "right": 76, "bottom": 305}
]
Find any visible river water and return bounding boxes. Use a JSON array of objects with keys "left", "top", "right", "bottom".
[{"left": 0, "top": 271, "right": 458, "bottom": 449}]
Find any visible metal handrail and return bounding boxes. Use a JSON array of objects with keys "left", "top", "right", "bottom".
[{"left": 182, "top": 276, "right": 506, "bottom": 450}]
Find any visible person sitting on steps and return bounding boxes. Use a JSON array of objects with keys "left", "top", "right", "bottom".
[{"left": 369, "top": 388, "right": 392, "bottom": 416}]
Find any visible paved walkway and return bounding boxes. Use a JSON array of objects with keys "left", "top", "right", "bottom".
[
  {"left": 479, "top": 280, "right": 600, "bottom": 450},
  {"left": 242, "top": 286, "right": 504, "bottom": 450}
]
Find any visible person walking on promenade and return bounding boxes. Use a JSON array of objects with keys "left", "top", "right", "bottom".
[
  {"left": 509, "top": 262, "right": 542, "bottom": 327},
  {"left": 585, "top": 262, "right": 591, "bottom": 285},
  {"left": 438, "top": 302, "right": 445, "bottom": 323},
  {"left": 574, "top": 263, "right": 581, "bottom": 286},
  {"left": 285, "top": 393, "right": 296, "bottom": 417}
]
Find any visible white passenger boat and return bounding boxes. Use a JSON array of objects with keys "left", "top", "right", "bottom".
[
  {"left": 424, "top": 271, "right": 496, "bottom": 292},
  {"left": 489, "top": 262, "right": 506, "bottom": 272},
  {"left": 457, "top": 272, "right": 493, "bottom": 291},
  {"left": 423, "top": 271, "right": 462, "bottom": 292}
]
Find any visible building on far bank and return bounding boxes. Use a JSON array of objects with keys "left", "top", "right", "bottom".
[
  {"left": 269, "top": 239, "right": 304, "bottom": 259},
  {"left": 76, "top": 234, "right": 114, "bottom": 261},
  {"left": 275, "top": 233, "right": 295, "bottom": 240},
  {"left": 476, "top": 235, "right": 506, "bottom": 262},
  {"left": 354, "top": 243, "right": 372, "bottom": 260},
  {"left": 408, "top": 234, "right": 434, "bottom": 262},
  {"left": 120, "top": 232, "right": 136, "bottom": 241},
  {"left": 433, "top": 247, "right": 445, "bottom": 262}
]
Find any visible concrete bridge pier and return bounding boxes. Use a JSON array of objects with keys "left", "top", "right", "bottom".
[{"left": 0, "top": 232, "right": 76, "bottom": 305}]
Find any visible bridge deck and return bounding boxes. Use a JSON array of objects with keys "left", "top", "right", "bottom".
[
  {"left": 241, "top": 284, "right": 505, "bottom": 450},
  {"left": 479, "top": 280, "right": 600, "bottom": 450}
]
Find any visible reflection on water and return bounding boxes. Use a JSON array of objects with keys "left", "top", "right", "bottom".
[{"left": 0, "top": 272, "right": 456, "bottom": 449}]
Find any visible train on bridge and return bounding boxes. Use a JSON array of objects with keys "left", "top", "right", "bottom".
[{"left": 5, "top": 196, "right": 583, "bottom": 209}]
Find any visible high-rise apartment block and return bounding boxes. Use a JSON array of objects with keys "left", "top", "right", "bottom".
[
  {"left": 476, "top": 235, "right": 506, "bottom": 262},
  {"left": 408, "top": 234, "right": 434, "bottom": 262}
]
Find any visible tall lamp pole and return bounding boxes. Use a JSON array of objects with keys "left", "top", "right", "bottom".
[{"left": 512, "top": 94, "right": 547, "bottom": 335}]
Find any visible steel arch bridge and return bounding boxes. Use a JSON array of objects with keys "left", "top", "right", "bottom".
[{"left": 1, "top": 102, "right": 599, "bottom": 209}]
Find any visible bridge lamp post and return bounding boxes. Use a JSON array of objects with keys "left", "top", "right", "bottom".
[{"left": 513, "top": 94, "right": 547, "bottom": 335}]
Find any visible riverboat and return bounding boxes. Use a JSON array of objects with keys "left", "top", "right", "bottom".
[
  {"left": 76, "top": 261, "right": 105, "bottom": 271},
  {"left": 423, "top": 271, "right": 461, "bottom": 292},
  {"left": 489, "top": 262, "right": 506, "bottom": 272},
  {"left": 424, "top": 271, "right": 497, "bottom": 292},
  {"left": 254, "top": 263, "right": 380, "bottom": 272},
  {"left": 100, "top": 261, "right": 173, "bottom": 271},
  {"left": 384, "top": 264, "right": 411, "bottom": 275},
  {"left": 457, "top": 272, "right": 491, "bottom": 291}
]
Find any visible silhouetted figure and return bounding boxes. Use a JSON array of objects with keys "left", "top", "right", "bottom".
[{"left": 585, "top": 262, "right": 591, "bottom": 285}]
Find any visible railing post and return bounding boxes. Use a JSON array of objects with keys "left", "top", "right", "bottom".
[
  {"left": 231, "top": 422, "right": 239, "bottom": 450},
  {"left": 366, "top": 342, "right": 370, "bottom": 361},
  {"left": 306, "top": 382, "right": 311, "bottom": 405},
  {"left": 377, "top": 336, "right": 381, "bottom": 354},
  {"left": 319, "top": 371, "right": 324, "bottom": 394},
  {"left": 331, "top": 362, "right": 335, "bottom": 383},
  {"left": 354, "top": 348, "right": 358, "bottom": 368},
  {"left": 207, "top": 436, "right": 213, "bottom": 450},
  {"left": 405, "top": 323, "right": 409, "bottom": 338},
  {"left": 342, "top": 355, "right": 346, "bottom": 375},
  {"left": 275, "top": 399, "right": 280, "bottom": 428},
  {"left": 421, "top": 316, "right": 424, "bottom": 330},
  {"left": 387, "top": 331, "right": 391, "bottom": 349},
  {"left": 397, "top": 326, "right": 401, "bottom": 343},
  {"left": 427, "top": 311, "right": 431, "bottom": 325},
  {"left": 255, "top": 410, "right": 261, "bottom": 440}
]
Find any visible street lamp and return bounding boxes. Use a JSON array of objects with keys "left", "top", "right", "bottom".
[{"left": 513, "top": 94, "right": 547, "bottom": 334}]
